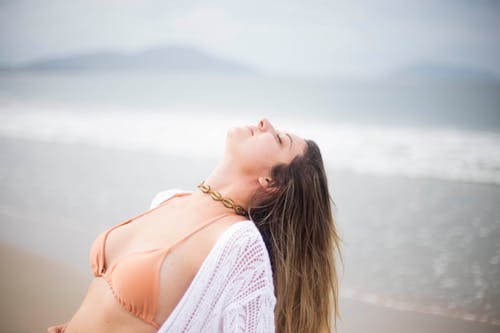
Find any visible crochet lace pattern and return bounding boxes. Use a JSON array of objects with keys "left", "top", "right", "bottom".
[{"left": 150, "top": 189, "right": 276, "bottom": 333}]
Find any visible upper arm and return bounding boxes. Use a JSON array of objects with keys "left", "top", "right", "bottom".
[
  {"left": 222, "top": 292, "right": 276, "bottom": 332},
  {"left": 221, "top": 229, "right": 276, "bottom": 332}
]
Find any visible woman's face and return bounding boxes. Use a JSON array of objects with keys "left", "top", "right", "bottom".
[{"left": 225, "top": 118, "right": 307, "bottom": 176}]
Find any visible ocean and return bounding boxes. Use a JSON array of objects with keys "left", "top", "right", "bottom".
[{"left": 0, "top": 72, "right": 499, "bottom": 325}]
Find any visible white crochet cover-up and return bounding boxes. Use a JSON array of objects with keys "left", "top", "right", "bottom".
[{"left": 150, "top": 189, "right": 276, "bottom": 333}]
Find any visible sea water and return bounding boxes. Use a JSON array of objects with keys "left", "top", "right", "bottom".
[{"left": 0, "top": 72, "right": 499, "bottom": 325}]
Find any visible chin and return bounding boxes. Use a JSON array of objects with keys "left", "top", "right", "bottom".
[
  {"left": 225, "top": 128, "right": 248, "bottom": 156},
  {"left": 226, "top": 127, "right": 237, "bottom": 143},
  {"left": 225, "top": 128, "right": 238, "bottom": 149},
  {"left": 227, "top": 126, "right": 249, "bottom": 139}
]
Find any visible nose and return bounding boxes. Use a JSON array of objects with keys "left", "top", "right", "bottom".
[{"left": 257, "top": 118, "right": 276, "bottom": 133}]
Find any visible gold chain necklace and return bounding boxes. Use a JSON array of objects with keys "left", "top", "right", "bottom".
[{"left": 197, "top": 181, "right": 248, "bottom": 217}]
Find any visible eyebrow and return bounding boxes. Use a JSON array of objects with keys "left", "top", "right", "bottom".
[{"left": 286, "top": 133, "right": 293, "bottom": 150}]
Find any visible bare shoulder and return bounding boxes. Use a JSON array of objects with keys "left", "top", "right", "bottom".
[{"left": 209, "top": 215, "right": 251, "bottom": 240}]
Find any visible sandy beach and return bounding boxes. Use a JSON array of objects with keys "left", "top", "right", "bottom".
[
  {"left": 0, "top": 243, "right": 90, "bottom": 333},
  {"left": 1, "top": 243, "right": 498, "bottom": 333},
  {"left": 1, "top": 136, "right": 499, "bottom": 332},
  {"left": 2, "top": 1, "right": 500, "bottom": 329}
]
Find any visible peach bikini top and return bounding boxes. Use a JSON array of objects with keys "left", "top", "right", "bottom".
[{"left": 89, "top": 191, "right": 231, "bottom": 329}]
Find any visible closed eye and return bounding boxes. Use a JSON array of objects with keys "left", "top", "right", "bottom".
[{"left": 277, "top": 134, "right": 282, "bottom": 144}]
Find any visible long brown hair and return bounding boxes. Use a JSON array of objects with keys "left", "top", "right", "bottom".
[{"left": 249, "top": 139, "right": 343, "bottom": 333}]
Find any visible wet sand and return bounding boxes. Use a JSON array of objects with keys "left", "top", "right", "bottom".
[
  {"left": 0, "top": 243, "right": 91, "bottom": 333},
  {"left": 1, "top": 136, "right": 499, "bottom": 332},
  {"left": 337, "top": 297, "right": 499, "bottom": 333},
  {"left": 1, "top": 243, "right": 498, "bottom": 333}
]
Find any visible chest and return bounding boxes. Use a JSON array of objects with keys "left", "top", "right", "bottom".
[
  {"left": 103, "top": 206, "right": 203, "bottom": 269},
  {"left": 86, "top": 206, "right": 240, "bottom": 328}
]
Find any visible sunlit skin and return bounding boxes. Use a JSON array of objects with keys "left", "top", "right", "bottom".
[{"left": 47, "top": 118, "right": 306, "bottom": 333}]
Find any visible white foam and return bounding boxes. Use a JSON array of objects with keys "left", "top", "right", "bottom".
[{"left": 1, "top": 101, "right": 500, "bottom": 185}]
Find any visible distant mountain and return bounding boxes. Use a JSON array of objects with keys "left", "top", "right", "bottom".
[
  {"left": 2, "top": 45, "right": 258, "bottom": 75},
  {"left": 387, "top": 62, "right": 500, "bottom": 82}
]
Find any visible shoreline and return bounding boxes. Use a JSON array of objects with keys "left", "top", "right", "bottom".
[
  {"left": 1, "top": 136, "right": 499, "bottom": 332},
  {"left": 338, "top": 296, "right": 500, "bottom": 333},
  {"left": 1, "top": 242, "right": 499, "bottom": 333},
  {"left": 342, "top": 287, "right": 500, "bottom": 327}
]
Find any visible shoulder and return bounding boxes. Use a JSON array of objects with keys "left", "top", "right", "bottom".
[
  {"left": 220, "top": 220, "right": 270, "bottom": 261},
  {"left": 149, "top": 188, "right": 192, "bottom": 209},
  {"left": 214, "top": 220, "right": 276, "bottom": 300},
  {"left": 156, "top": 215, "right": 275, "bottom": 331},
  {"left": 216, "top": 220, "right": 269, "bottom": 259},
  {"left": 217, "top": 222, "right": 277, "bottom": 331}
]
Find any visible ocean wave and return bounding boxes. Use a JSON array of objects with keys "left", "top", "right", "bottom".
[{"left": 1, "top": 101, "right": 499, "bottom": 185}]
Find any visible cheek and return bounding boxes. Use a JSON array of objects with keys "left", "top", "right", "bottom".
[
  {"left": 252, "top": 139, "right": 281, "bottom": 166},
  {"left": 241, "top": 139, "right": 275, "bottom": 168}
]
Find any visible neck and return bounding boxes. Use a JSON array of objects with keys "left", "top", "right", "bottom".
[{"left": 195, "top": 159, "right": 258, "bottom": 212}]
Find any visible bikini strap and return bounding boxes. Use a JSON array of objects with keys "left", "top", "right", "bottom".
[
  {"left": 167, "top": 213, "right": 232, "bottom": 252},
  {"left": 100, "top": 191, "right": 192, "bottom": 266},
  {"left": 131, "top": 191, "right": 192, "bottom": 222}
]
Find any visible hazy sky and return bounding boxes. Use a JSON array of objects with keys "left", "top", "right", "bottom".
[{"left": 1, "top": 0, "right": 499, "bottom": 77}]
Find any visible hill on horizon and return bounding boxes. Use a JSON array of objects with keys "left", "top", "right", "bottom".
[
  {"left": 1, "top": 45, "right": 258, "bottom": 75},
  {"left": 387, "top": 62, "right": 500, "bottom": 82}
]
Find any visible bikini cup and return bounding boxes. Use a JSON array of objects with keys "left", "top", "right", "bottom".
[{"left": 89, "top": 191, "right": 230, "bottom": 328}]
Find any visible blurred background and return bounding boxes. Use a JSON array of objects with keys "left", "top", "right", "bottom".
[{"left": 0, "top": 0, "right": 499, "bottom": 332}]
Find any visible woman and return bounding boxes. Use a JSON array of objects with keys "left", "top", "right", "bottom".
[{"left": 48, "top": 118, "right": 343, "bottom": 333}]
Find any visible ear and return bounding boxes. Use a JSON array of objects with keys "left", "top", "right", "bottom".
[{"left": 258, "top": 176, "right": 273, "bottom": 190}]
